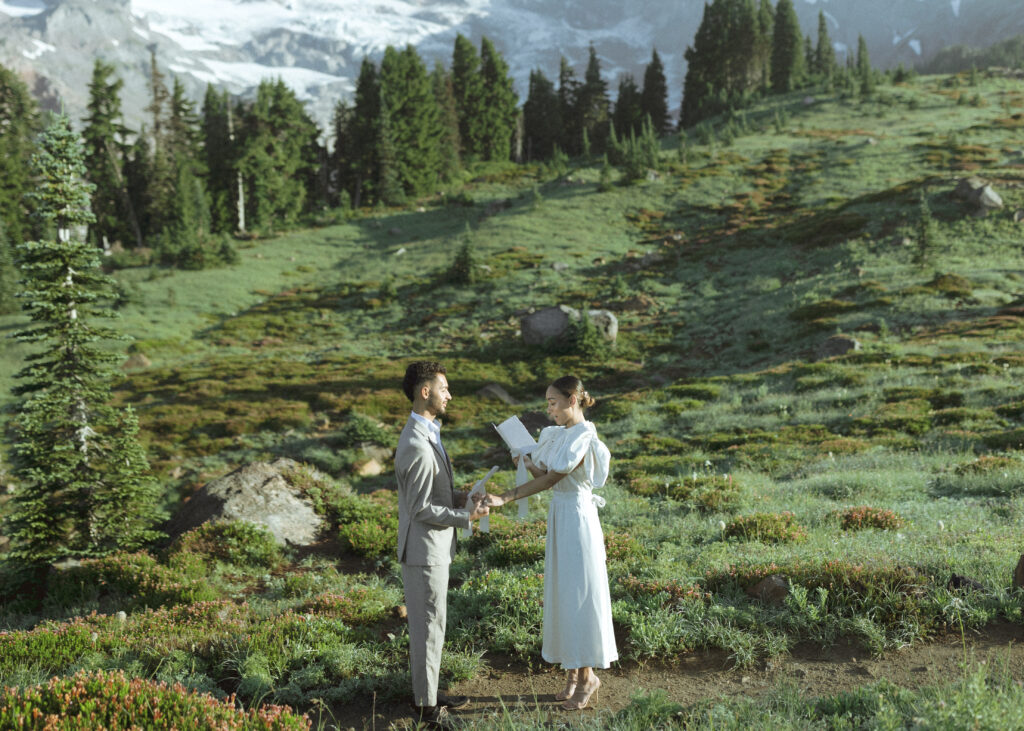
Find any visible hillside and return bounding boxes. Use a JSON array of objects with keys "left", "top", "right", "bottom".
[{"left": 2, "top": 70, "right": 1024, "bottom": 727}]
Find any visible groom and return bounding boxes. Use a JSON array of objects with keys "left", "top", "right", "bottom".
[{"left": 395, "top": 361, "right": 489, "bottom": 729}]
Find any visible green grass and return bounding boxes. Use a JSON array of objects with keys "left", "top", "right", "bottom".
[{"left": 4, "top": 72, "right": 1024, "bottom": 725}]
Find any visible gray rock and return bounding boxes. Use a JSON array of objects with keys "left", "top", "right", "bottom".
[
  {"left": 121, "top": 352, "right": 151, "bottom": 370},
  {"left": 360, "top": 442, "right": 393, "bottom": 463},
  {"left": 520, "top": 305, "right": 574, "bottom": 346},
  {"left": 977, "top": 185, "right": 1004, "bottom": 210},
  {"left": 587, "top": 309, "right": 619, "bottom": 341},
  {"left": 817, "top": 335, "right": 861, "bottom": 360},
  {"left": 746, "top": 575, "right": 789, "bottom": 604},
  {"left": 802, "top": 95, "right": 816, "bottom": 106},
  {"left": 476, "top": 383, "right": 519, "bottom": 405},
  {"left": 551, "top": 261, "right": 569, "bottom": 272},
  {"left": 165, "top": 458, "right": 324, "bottom": 546},
  {"left": 1013, "top": 209, "right": 1024, "bottom": 223},
  {"left": 954, "top": 176, "right": 986, "bottom": 201},
  {"left": 355, "top": 458, "right": 384, "bottom": 477}
]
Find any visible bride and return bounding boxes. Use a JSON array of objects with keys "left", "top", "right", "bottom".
[{"left": 485, "top": 375, "right": 617, "bottom": 710}]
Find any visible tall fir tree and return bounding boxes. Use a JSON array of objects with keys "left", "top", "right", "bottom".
[
  {"left": 82, "top": 59, "right": 141, "bottom": 249},
  {"left": 143, "top": 53, "right": 175, "bottom": 238},
  {"left": 0, "top": 221, "right": 16, "bottom": 315},
  {"left": 575, "top": 44, "right": 610, "bottom": 153},
  {"left": 557, "top": 56, "right": 582, "bottom": 155},
  {"left": 161, "top": 77, "right": 211, "bottom": 265},
  {"left": 522, "top": 69, "right": 562, "bottom": 160},
  {"left": 378, "top": 45, "right": 444, "bottom": 197},
  {"left": 755, "top": 0, "right": 775, "bottom": 90},
  {"left": 348, "top": 58, "right": 381, "bottom": 207},
  {"left": 237, "top": 79, "right": 320, "bottom": 228},
  {"left": 857, "top": 34, "right": 874, "bottom": 95},
  {"left": 7, "top": 114, "right": 162, "bottom": 567},
  {"left": 451, "top": 34, "right": 485, "bottom": 160},
  {"left": 681, "top": 0, "right": 760, "bottom": 127},
  {"left": 430, "top": 63, "right": 462, "bottom": 182},
  {"left": 477, "top": 37, "right": 518, "bottom": 161},
  {"left": 640, "top": 48, "right": 669, "bottom": 136},
  {"left": 0, "top": 63, "right": 39, "bottom": 246},
  {"left": 375, "top": 106, "right": 405, "bottom": 206},
  {"left": 613, "top": 75, "right": 644, "bottom": 139},
  {"left": 329, "top": 98, "right": 355, "bottom": 207},
  {"left": 201, "top": 86, "right": 236, "bottom": 233},
  {"left": 771, "top": 0, "right": 806, "bottom": 92},
  {"left": 815, "top": 11, "right": 837, "bottom": 80}
]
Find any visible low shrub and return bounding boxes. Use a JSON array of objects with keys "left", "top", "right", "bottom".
[
  {"left": 724, "top": 512, "right": 807, "bottom": 543},
  {"left": 604, "top": 531, "right": 644, "bottom": 564},
  {"left": 853, "top": 399, "right": 932, "bottom": 436},
  {"left": 336, "top": 491, "right": 399, "bottom": 559},
  {"left": 0, "top": 670, "right": 309, "bottom": 729},
  {"left": 666, "top": 383, "right": 722, "bottom": 401},
  {"left": 478, "top": 519, "right": 546, "bottom": 567},
  {"left": 789, "top": 299, "right": 858, "bottom": 322},
  {"left": 954, "top": 455, "right": 1019, "bottom": 475},
  {"left": 830, "top": 506, "right": 905, "bottom": 531},
  {"left": 47, "top": 552, "right": 218, "bottom": 611},
  {"left": 623, "top": 472, "right": 740, "bottom": 511},
  {"left": 301, "top": 588, "right": 393, "bottom": 626},
  {"left": 618, "top": 575, "right": 708, "bottom": 605},
  {"left": 168, "top": 521, "right": 282, "bottom": 569},
  {"left": 926, "top": 272, "right": 973, "bottom": 298}
]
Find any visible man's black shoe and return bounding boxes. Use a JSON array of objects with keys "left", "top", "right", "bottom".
[
  {"left": 411, "top": 704, "right": 456, "bottom": 730},
  {"left": 437, "top": 694, "right": 470, "bottom": 710}
]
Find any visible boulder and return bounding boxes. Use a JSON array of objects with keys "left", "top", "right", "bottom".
[
  {"left": 476, "top": 383, "right": 519, "bottom": 405},
  {"left": 521, "top": 305, "right": 573, "bottom": 346},
  {"left": 1014, "top": 554, "right": 1024, "bottom": 590},
  {"left": 355, "top": 458, "right": 384, "bottom": 477},
  {"left": 165, "top": 458, "right": 324, "bottom": 546},
  {"left": 953, "top": 176, "right": 986, "bottom": 202},
  {"left": 746, "top": 575, "right": 789, "bottom": 604},
  {"left": 1013, "top": 209, "right": 1024, "bottom": 223},
  {"left": 817, "top": 335, "right": 861, "bottom": 360},
  {"left": 976, "top": 185, "right": 1004, "bottom": 210},
  {"left": 551, "top": 261, "right": 569, "bottom": 272},
  {"left": 802, "top": 96, "right": 816, "bottom": 106},
  {"left": 360, "top": 442, "right": 393, "bottom": 463},
  {"left": 122, "top": 353, "right": 151, "bottom": 370},
  {"left": 520, "top": 305, "right": 618, "bottom": 346}
]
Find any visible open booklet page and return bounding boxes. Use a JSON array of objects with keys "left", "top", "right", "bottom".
[{"left": 493, "top": 415, "right": 537, "bottom": 453}]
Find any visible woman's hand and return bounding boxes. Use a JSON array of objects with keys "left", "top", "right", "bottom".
[{"left": 482, "top": 493, "right": 507, "bottom": 508}]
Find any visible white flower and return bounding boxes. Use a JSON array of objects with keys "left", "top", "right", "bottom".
[
  {"left": 938, "top": 520, "right": 945, "bottom": 531},
  {"left": 718, "top": 520, "right": 727, "bottom": 532}
]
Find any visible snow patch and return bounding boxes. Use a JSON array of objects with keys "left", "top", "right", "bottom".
[
  {"left": 197, "top": 59, "right": 345, "bottom": 98},
  {"left": 22, "top": 38, "right": 55, "bottom": 60},
  {"left": 908, "top": 38, "right": 922, "bottom": 56},
  {"left": 892, "top": 28, "right": 918, "bottom": 46},
  {"left": 823, "top": 10, "right": 839, "bottom": 29},
  {"left": 149, "top": 22, "right": 220, "bottom": 51},
  {"left": 0, "top": 0, "right": 46, "bottom": 18},
  {"left": 950, "top": 0, "right": 960, "bottom": 17}
]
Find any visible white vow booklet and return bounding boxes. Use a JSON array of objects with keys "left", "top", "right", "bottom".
[
  {"left": 493, "top": 416, "right": 537, "bottom": 519},
  {"left": 462, "top": 465, "right": 499, "bottom": 537},
  {"left": 493, "top": 416, "right": 537, "bottom": 454}
]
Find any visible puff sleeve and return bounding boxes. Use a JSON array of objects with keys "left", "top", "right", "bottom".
[{"left": 533, "top": 423, "right": 611, "bottom": 488}]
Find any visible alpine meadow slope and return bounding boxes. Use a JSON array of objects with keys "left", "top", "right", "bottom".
[{"left": 3, "top": 69, "right": 1024, "bottom": 727}]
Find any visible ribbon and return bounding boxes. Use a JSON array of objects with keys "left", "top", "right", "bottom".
[{"left": 510, "top": 447, "right": 532, "bottom": 520}]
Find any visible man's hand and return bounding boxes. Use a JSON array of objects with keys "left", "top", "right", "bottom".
[
  {"left": 453, "top": 489, "right": 470, "bottom": 509},
  {"left": 468, "top": 493, "right": 489, "bottom": 521}
]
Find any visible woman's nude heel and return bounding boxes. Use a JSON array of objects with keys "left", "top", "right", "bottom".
[
  {"left": 554, "top": 669, "right": 577, "bottom": 701},
  {"left": 562, "top": 676, "right": 599, "bottom": 710}
]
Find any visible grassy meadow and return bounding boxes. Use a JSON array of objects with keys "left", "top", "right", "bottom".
[{"left": 3, "top": 70, "right": 1024, "bottom": 727}]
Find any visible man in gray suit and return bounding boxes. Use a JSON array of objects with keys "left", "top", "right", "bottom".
[{"left": 396, "top": 361, "right": 489, "bottom": 729}]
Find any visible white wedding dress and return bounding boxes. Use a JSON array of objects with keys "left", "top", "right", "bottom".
[{"left": 531, "top": 421, "right": 618, "bottom": 670}]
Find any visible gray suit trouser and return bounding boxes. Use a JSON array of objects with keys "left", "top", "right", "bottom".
[{"left": 402, "top": 562, "right": 449, "bottom": 707}]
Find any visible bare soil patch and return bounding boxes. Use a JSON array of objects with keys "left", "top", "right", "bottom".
[{"left": 326, "top": 622, "right": 1024, "bottom": 729}]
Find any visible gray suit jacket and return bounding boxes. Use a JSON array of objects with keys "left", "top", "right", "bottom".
[{"left": 395, "top": 416, "right": 471, "bottom": 565}]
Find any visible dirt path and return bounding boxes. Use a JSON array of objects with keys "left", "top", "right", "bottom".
[{"left": 328, "top": 623, "right": 1024, "bottom": 729}]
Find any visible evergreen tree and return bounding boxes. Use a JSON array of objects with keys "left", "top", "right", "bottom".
[
  {"left": 202, "top": 86, "right": 236, "bottom": 233},
  {"left": 7, "top": 114, "right": 162, "bottom": 567},
  {"left": 451, "top": 34, "right": 485, "bottom": 160},
  {"left": 522, "top": 69, "right": 562, "bottom": 161},
  {"left": 478, "top": 37, "right": 518, "bottom": 161},
  {"left": 857, "top": 34, "right": 874, "bottom": 95},
  {"left": 0, "top": 63, "right": 39, "bottom": 245},
  {"left": 755, "top": 0, "right": 775, "bottom": 89},
  {"left": 376, "top": 106, "right": 405, "bottom": 206},
  {"left": 123, "top": 132, "right": 153, "bottom": 243},
  {"left": 329, "top": 98, "right": 355, "bottom": 207},
  {"left": 771, "top": 0, "right": 805, "bottom": 92},
  {"left": 237, "top": 79, "right": 320, "bottom": 228},
  {"left": 612, "top": 75, "right": 644, "bottom": 139},
  {"left": 681, "top": 0, "right": 760, "bottom": 127},
  {"left": 558, "top": 57, "right": 582, "bottom": 155},
  {"left": 0, "top": 221, "right": 17, "bottom": 315},
  {"left": 578, "top": 44, "right": 610, "bottom": 152},
  {"left": 378, "top": 45, "right": 444, "bottom": 197},
  {"left": 83, "top": 60, "right": 141, "bottom": 249},
  {"left": 640, "top": 48, "right": 670, "bottom": 135},
  {"left": 143, "top": 54, "right": 175, "bottom": 238},
  {"left": 431, "top": 63, "right": 462, "bottom": 182},
  {"left": 349, "top": 58, "right": 381, "bottom": 207},
  {"left": 815, "top": 11, "right": 836, "bottom": 80}
]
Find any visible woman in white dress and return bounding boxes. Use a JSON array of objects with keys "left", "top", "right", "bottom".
[{"left": 486, "top": 375, "right": 617, "bottom": 710}]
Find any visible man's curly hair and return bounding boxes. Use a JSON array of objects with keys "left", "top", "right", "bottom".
[{"left": 402, "top": 361, "right": 447, "bottom": 402}]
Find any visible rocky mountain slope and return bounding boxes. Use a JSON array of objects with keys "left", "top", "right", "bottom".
[{"left": 0, "top": 0, "right": 1020, "bottom": 131}]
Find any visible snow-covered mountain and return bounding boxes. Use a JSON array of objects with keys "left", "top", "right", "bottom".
[{"left": 0, "top": 0, "right": 1021, "bottom": 133}]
